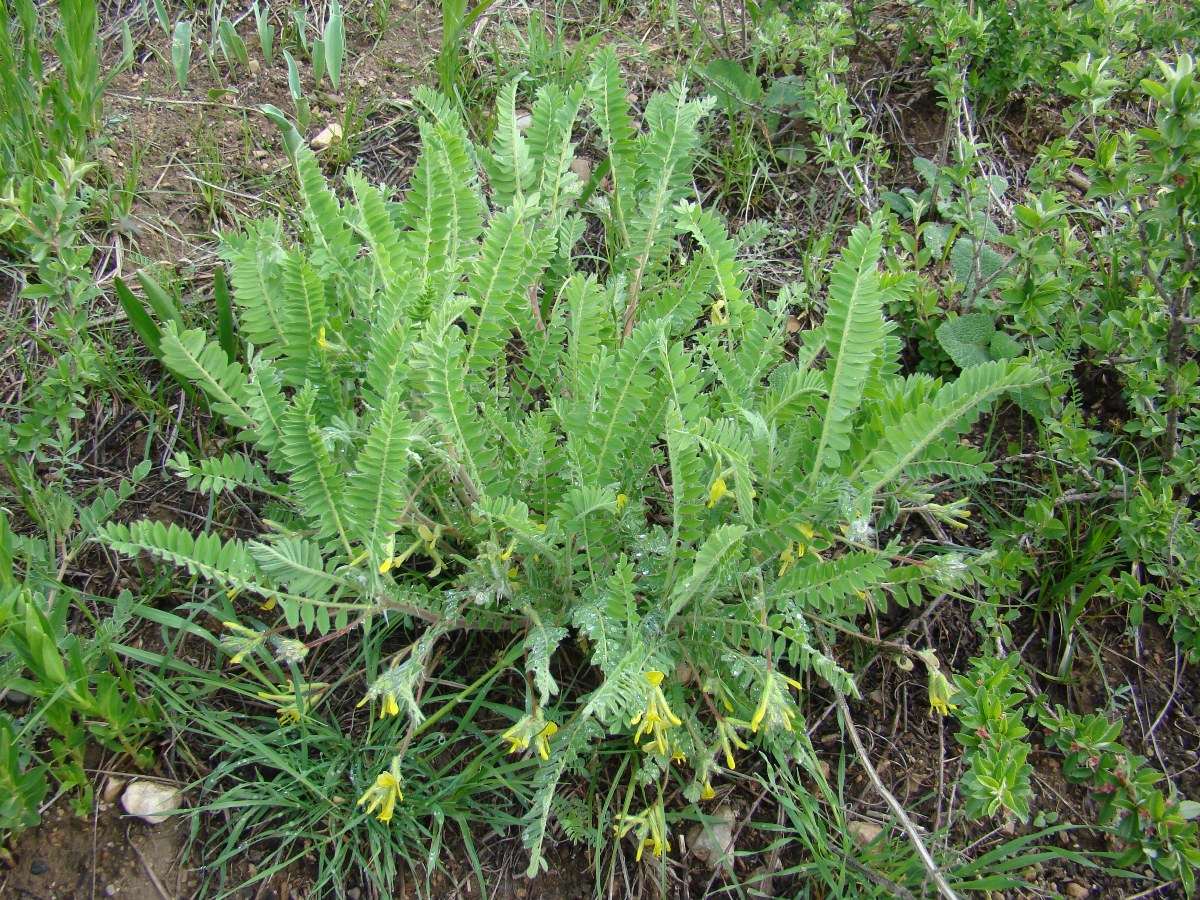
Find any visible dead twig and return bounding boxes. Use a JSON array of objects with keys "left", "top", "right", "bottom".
[
  {"left": 834, "top": 691, "right": 962, "bottom": 900},
  {"left": 124, "top": 828, "right": 174, "bottom": 900}
]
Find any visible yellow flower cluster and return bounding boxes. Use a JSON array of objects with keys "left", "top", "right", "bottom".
[
  {"left": 614, "top": 796, "right": 670, "bottom": 861},
  {"left": 778, "top": 523, "right": 818, "bottom": 575},
  {"left": 707, "top": 478, "right": 728, "bottom": 509},
  {"left": 356, "top": 666, "right": 408, "bottom": 720},
  {"left": 918, "top": 648, "right": 959, "bottom": 717},
  {"left": 750, "top": 669, "right": 803, "bottom": 734},
  {"left": 255, "top": 678, "right": 328, "bottom": 726},
  {"left": 631, "top": 671, "right": 683, "bottom": 757},
  {"left": 220, "top": 620, "right": 262, "bottom": 666},
  {"left": 715, "top": 718, "right": 749, "bottom": 770},
  {"left": 357, "top": 753, "right": 404, "bottom": 824},
  {"left": 501, "top": 707, "right": 559, "bottom": 760}
]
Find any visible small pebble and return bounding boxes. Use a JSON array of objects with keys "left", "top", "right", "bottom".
[
  {"left": 688, "top": 806, "right": 737, "bottom": 868},
  {"left": 102, "top": 776, "right": 126, "bottom": 803},
  {"left": 848, "top": 820, "right": 884, "bottom": 849},
  {"left": 310, "top": 122, "right": 343, "bottom": 150},
  {"left": 569, "top": 158, "right": 593, "bottom": 181},
  {"left": 1064, "top": 884, "right": 1089, "bottom": 899},
  {"left": 105, "top": 885, "right": 118, "bottom": 897},
  {"left": 30, "top": 859, "right": 49, "bottom": 876}
]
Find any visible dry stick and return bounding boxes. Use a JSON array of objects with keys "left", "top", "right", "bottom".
[
  {"left": 844, "top": 857, "right": 920, "bottom": 900},
  {"left": 806, "top": 593, "right": 949, "bottom": 738},
  {"left": 1148, "top": 645, "right": 1184, "bottom": 739},
  {"left": 834, "top": 691, "right": 962, "bottom": 900},
  {"left": 125, "top": 828, "right": 174, "bottom": 900}
]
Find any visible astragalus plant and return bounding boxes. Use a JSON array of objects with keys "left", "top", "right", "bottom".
[{"left": 100, "top": 49, "right": 1038, "bottom": 874}]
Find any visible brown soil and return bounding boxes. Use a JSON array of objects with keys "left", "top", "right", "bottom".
[
  {"left": 2, "top": 797, "right": 191, "bottom": 899},
  {"left": 100, "top": 0, "right": 438, "bottom": 273}
]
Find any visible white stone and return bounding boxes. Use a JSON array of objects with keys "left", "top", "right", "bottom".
[
  {"left": 848, "top": 820, "right": 884, "bottom": 849},
  {"left": 121, "top": 781, "right": 181, "bottom": 824},
  {"left": 688, "top": 806, "right": 736, "bottom": 867},
  {"left": 311, "top": 122, "right": 344, "bottom": 150}
]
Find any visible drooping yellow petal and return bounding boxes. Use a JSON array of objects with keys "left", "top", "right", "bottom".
[
  {"left": 380, "top": 692, "right": 400, "bottom": 718},
  {"left": 535, "top": 721, "right": 558, "bottom": 760},
  {"left": 707, "top": 478, "right": 728, "bottom": 508}
]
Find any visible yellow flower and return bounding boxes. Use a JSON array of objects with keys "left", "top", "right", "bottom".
[
  {"left": 929, "top": 679, "right": 958, "bottom": 716},
  {"left": 715, "top": 718, "right": 748, "bottom": 770},
  {"left": 502, "top": 707, "right": 558, "bottom": 759},
  {"left": 616, "top": 493, "right": 628, "bottom": 512},
  {"left": 381, "top": 691, "right": 400, "bottom": 719},
  {"left": 778, "top": 542, "right": 797, "bottom": 576},
  {"left": 317, "top": 326, "right": 331, "bottom": 350},
  {"left": 631, "top": 671, "right": 684, "bottom": 757},
  {"left": 534, "top": 721, "right": 558, "bottom": 760},
  {"left": 356, "top": 686, "right": 401, "bottom": 719},
  {"left": 357, "top": 754, "right": 404, "bottom": 823},
  {"left": 220, "top": 620, "right": 262, "bottom": 666},
  {"left": 502, "top": 725, "right": 530, "bottom": 754},
  {"left": 257, "top": 688, "right": 300, "bottom": 725},
  {"left": 614, "top": 796, "right": 670, "bottom": 862},
  {"left": 256, "top": 678, "right": 327, "bottom": 726},
  {"left": 700, "top": 779, "right": 716, "bottom": 801},
  {"left": 707, "top": 478, "right": 728, "bottom": 509},
  {"left": 917, "top": 648, "right": 959, "bottom": 717},
  {"left": 750, "top": 670, "right": 802, "bottom": 734}
]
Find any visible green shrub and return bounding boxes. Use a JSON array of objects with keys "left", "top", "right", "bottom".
[
  {"left": 0, "top": 477, "right": 159, "bottom": 838},
  {"left": 100, "top": 52, "right": 1039, "bottom": 880}
]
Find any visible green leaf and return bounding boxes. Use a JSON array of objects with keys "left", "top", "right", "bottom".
[
  {"left": 113, "top": 276, "right": 162, "bottom": 358},
  {"left": 419, "top": 331, "right": 497, "bottom": 498},
  {"left": 704, "top": 58, "right": 763, "bottom": 107},
  {"left": 159, "top": 323, "right": 256, "bottom": 429},
  {"left": 936, "top": 312, "right": 996, "bottom": 368},
  {"left": 858, "top": 360, "right": 1042, "bottom": 494},
  {"left": 950, "top": 237, "right": 1007, "bottom": 292},
  {"left": 99, "top": 520, "right": 262, "bottom": 590},
  {"left": 481, "top": 80, "right": 533, "bottom": 210},
  {"left": 666, "top": 524, "right": 747, "bottom": 621},
  {"left": 524, "top": 621, "right": 568, "bottom": 702},
  {"left": 213, "top": 265, "right": 237, "bottom": 363},
  {"left": 402, "top": 120, "right": 484, "bottom": 299},
  {"left": 585, "top": 47, "right": 638, "bottom": 242},
  {"left": 809, "top": 221, "right": 886, "bottom": 476},
  {"left": 171, "top": 19, "right": 192, "bottom": 92},
  {"left": 344, "top": 399, "right": 416, "bottom": 563},
  {"left": 136, "top": 270, "right": 184, "bottom": 330},
  {"left": 278, "top": 387, "right": 352, "bottom": 550},
  {"left": 248, "top": 536, "right": 344, "bottom": 599},
  {"left": 323, "top": 0, "right": 345, "bottom": 91}
]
